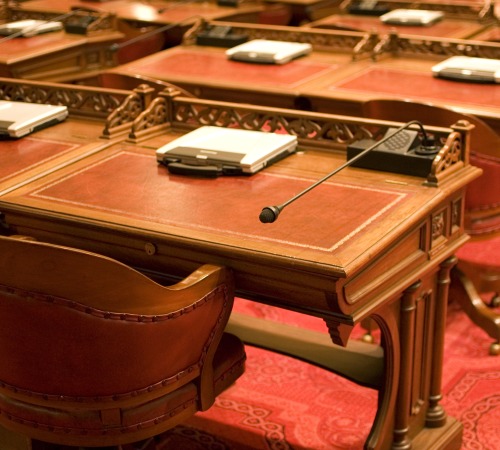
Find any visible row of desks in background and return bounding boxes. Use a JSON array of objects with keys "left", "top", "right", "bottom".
[
  {"left": 3, "top": 1, "right": 500, "bottom": 130},
  {"left": 2, "top": 0, "right": 275, "bottom": 70},
  {"left": 92, "top": 21, "right": 500, "bottom": 133},
  {"left": 12, "top": 0, "right": 500, "bottom": 39}
]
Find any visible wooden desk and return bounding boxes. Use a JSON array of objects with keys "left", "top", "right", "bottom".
[
  {"left": 0, "top": 8, "right": 123, "bottom": 82},
  {"left": 15, "top": 0, "right": 268, "bottom": 63},
  {"left": 0, "top": 77, "right": 158, "bottom": 194},
  {"left": 305, "top": 14, "right": 489, "bottom": 38},
  {"left": 0, "top": 90, "right": 481, "bottom": 449}
]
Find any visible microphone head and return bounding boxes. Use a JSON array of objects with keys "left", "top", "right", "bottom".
[{"left": 259, "top": 206, "right": 281, "bottom": 223}]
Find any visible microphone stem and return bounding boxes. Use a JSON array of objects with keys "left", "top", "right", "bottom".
[{"left": 278, "top": 120, "right": 424, "bottom": 211}]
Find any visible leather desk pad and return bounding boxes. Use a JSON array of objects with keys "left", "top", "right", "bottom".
[
  {"left": 1, "top": 138, "right": 76, "bottom": 181},
  {"left": 27, "top": 151, "right": 409, "bottom": 252},
  {"left": 330, "top": 67, "right": 500, "bottom": 108},
  {"left": 127, "top": 49, "right": 334, "bottom": 88}
]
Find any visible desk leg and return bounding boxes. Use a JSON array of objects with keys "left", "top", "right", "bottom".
[
  {"left": 361, "top": 301, "right": 401, "bottom": 450},
  {"left": 426, "top": 256, "right": 456, "bottom": 428},
  {"left": 392, "top": 281, "right": 422, "bottom": 450}
]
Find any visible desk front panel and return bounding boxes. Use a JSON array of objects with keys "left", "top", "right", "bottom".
[{"left": 0, "top": 33, "right": 84, "bottom": 65}]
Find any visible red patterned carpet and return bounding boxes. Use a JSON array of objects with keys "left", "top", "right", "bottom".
[
  {"left": 153, "top": 297, "right": 500, "bottom": 450},
  {"left": 33, "top": 297, "right": 500, "bottom": 450}
]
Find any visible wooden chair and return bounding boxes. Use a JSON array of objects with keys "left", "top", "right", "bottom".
[
  {"left": 0, "top": 236, "right": 246, "bottom": 448},
  {"left": 362, "top": 99, "right": 500, "bottom": 355}
]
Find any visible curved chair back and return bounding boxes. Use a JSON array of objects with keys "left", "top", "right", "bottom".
[
  {"left": 362, "top": 99, "right": 500, "bottom": 236},
  {"left": 0, "top": 236, "right": 245, "bottom": 447}
]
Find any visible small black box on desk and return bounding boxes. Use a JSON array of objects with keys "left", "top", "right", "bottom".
[
  {"left": 196, "top": 25, "right": 248, "bottom": 48},
  {"left": 347, "top": 128, "right": 439, "bottom": 178}
]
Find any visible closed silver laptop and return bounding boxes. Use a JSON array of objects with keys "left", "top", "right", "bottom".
[
  {"left": 226, "top": 40, "right": 312, "bottom": 64},
  {"left": 0, "top": 20, "right": 63, "bottom": 38},
  {"left": 380, "top": 9, "right": 444, "bottom": 26},
  {"left": 0, "top": 100, "right": 68, "bottom": 138},
  {"left": 432, "top": 56, "right": 500, "bottom": 83},
  {"left": 156, "top": 126, "right": 297, "bottom": 176}
]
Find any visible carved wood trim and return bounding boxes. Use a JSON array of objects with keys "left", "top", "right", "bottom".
[
  {"left": 374, "top": 32, "right": 500, "bottom": 60},
  {"left": 425, "top": 131, "right": 464, "bottom": 186},
  {"left": 128, "top": 93, "right": 468, "bottom": 186},
  {"left": 184, "top": 19, "right": 379, "bottom": 60},
  {"left": 0, "top": 77, "right": 149, "bottom": 138}
]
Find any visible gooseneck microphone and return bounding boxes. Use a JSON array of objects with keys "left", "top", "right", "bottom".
[{"left": 259, "top": 120, "right": 434, "bottom": 223}]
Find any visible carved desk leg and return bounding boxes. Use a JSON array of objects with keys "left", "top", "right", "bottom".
[
  {"left": 357, "top": 301, "right": 401, "bottom": 450},
  {"left": 426, "top": 256, "right": 457, "bottom": 428},
  {"left": 392, "top": 281, "right": 422, "bottom": 450}
]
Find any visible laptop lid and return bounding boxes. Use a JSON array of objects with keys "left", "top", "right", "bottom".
[
  {"left": 226, "top": 39, "right": 312, "bottom": 64},
  {"left": 156, "top": 126, "right": 297, "bottom": 176},
  {"left": 0, "top": 20, "right": 63, "bottom": 37},
  {"left": 0, "top": 101, "right": 68, "bottom": 138},
  {"left": 380, "top": 9, "right": 444, "bottom": 26},
  {"left": 431, "top": 56, "right": 500, "bottom": 83}
]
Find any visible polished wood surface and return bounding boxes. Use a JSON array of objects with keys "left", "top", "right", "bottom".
[
  {"left": 471, "top": 23, "right": 500, "bottom": 41},
  {"left": 0, "top": 29, "right": 124, "bottom": 81},
  {"left": 0, "top": 86, "right": 482, "bottom": 449}
]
